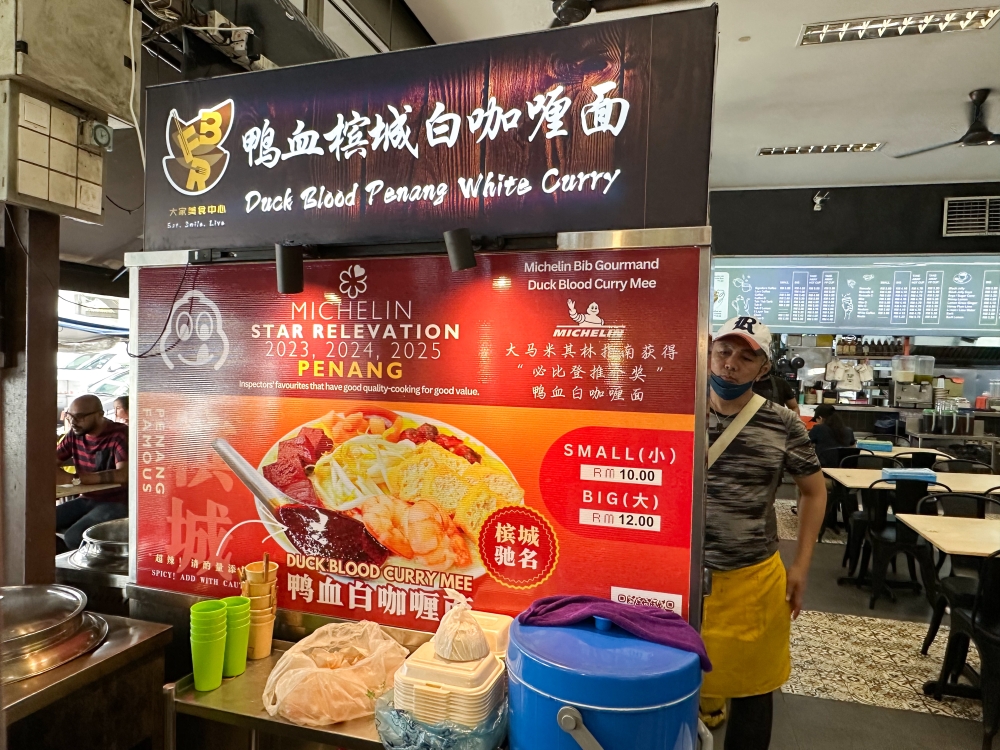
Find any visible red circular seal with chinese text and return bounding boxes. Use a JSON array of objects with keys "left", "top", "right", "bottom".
[{"left": 478, "top": 505, "right": 558, "bottom": 589}]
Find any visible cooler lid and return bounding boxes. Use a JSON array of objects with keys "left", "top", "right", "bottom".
[{"left": 506, "top": 617, "right": 701, "bottom": 709}]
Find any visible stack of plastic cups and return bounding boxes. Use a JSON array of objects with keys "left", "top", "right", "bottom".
[
  {"left": 190, "top": 600, "right": 227, "bottom": 691},
  {"left": 244, "top": 560, "right": 278, "bottom": 660},
  {"left": 221, "top": 596, "right": 251, "bottom": 678}
]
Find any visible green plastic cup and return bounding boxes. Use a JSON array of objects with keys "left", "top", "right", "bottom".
[
  {"left": 191, "top": 631, "right": 227, "bottom": 644},
  {"left": 222, "top": 596, "right": 251, "bottom": 612},
  {"left": 190, "top": 622, "right": 227, "bottom": 638},
  {"left": 191, "top": 600, "right": 227, "bottom": 616},
  {"left": 223, "top": 622, "right": 251, "bottom": 678},
  {"left": 191, "top": 620, "right": 227, "bottom": 633},
  {"left": 191, "top": 632, "right": 226, "bottom": 691},
  {"left": 191, "top": 612, "right": 226, "bottom": 626},
  {"left": 227, "top": 613, "right": 251, "bottom": 628}
]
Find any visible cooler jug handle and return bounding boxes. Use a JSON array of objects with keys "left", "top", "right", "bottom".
[
  {"left": 698, "top": 719, "right": 714, "bottom": 750},
  {"left": 556, "top": 706, "right": 605, "bottom": 750}
]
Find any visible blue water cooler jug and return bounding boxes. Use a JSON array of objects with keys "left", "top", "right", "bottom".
[{"left": 507, "top": 616, "right": 711, "bottom": 750}]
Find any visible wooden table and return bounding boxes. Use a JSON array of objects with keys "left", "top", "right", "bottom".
[
  {"left": 56, "top": 483, "right": 121, "bottom": 500},
  {"left": 896, "top": 514, "right": 1000, "bottom": 702},
  {"left": 823, "top": 468, "right": 1000, "bottom": 495},
  {"left": 896, "top": 514, "right": 1000, "bottom": 557}
]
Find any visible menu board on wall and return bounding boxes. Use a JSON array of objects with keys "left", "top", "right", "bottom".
[
  {"left": 141, "top": 8, "right": 717, "bottom": 250},
  {"left": 134, "top": 248, "right": 705, "bottom": 629},
  {"left": 711, "top": 255, "right": 1000, "bottom": 336}
]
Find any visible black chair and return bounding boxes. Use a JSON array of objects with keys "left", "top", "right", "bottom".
[
  {"left": 933, "top": 458, "right": 996, "bottom": 475},
  {"left": 832, "top": 455, "right": 905, "bottom": 554},
  {"left": 917, "top": 493, "right": 989, "bottom": 654},
  {"left": 860, "top": 479, "right": 952, "bottom": 608},
  {"left": 931, "top": 538, "right": 1000, "bottom": 750},
  {"left": 818, "top": 447, "right": 864, "bottom": 540},
  {"left": 818, "top": 446, "right": 862, "bottom": 469},
  {"left": 893, "top": 451, "right": 939, "bottom": 470},
  {"left": 840, "top": 454, "right": 904, "bottom": 470}
]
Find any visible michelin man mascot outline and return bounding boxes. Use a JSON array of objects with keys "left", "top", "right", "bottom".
[{"left": 567, "top": 299, "right": 604, "bottom": 327}]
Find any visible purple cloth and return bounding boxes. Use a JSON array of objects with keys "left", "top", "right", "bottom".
[{"left": 518, "top": 595, "right": 712, "bottom": 672}]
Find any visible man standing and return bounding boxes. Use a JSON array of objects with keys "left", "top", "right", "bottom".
[
  {"left": 56, "top": 394, "right": 129, "bottom": 550},
  {"left": 700, "top": 317, "right": 826, "bottom": 749}
]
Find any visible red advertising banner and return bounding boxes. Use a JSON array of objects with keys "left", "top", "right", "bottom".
[{"left": 135, "top": 247, "right": 704, "bottom": 629}]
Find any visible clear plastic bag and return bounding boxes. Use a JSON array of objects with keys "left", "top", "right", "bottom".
[
  {"left": 434, "top": 591, "right": 490, "bottom": 662},
  {"left": 375, "top": 689, "right": 508, "bottom": 750},
  {"left": 263, "top": 621, "right": 408, "bottom": 727}
]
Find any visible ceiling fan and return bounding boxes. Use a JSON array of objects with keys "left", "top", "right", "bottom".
[
  {"left": 894, "top": 89, "right": 1000, "bottom": 158},
  {"left": 549, "top": 0, "right": 679, "bottom": 28}
]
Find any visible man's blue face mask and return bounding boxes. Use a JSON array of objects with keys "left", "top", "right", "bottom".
[{"left": 709, "top": 373, "right": 756, "bottom": 400}]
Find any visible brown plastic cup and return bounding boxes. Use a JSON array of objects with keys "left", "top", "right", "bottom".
[
  {"left": 245, "top": 561, "right": 278, "bottom": 583},
  {"left": 248, "top": 593, "right": 273, "bottom": 611},
  {"left": 247, "top": 618, "right": 275, "bottom": 660},
  {"left": 243, "top": 581, "right": 276, "bottom": 598}
]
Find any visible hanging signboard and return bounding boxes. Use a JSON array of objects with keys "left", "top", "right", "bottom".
[
  {"left": 133, "top": 246, "right": 706, "bottom": 628},
  {"left": 142, "top": 8, "right": 717, "bottom": 250},
  {"left": 712, "top": 254, "right": 1000, "bottom": 336}
]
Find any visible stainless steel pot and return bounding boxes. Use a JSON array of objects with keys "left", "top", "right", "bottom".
[
  {"left": 1, "top": 584, "right": 87, "bottom": 659},
  {"left": 69, "top": 518, "right": 129, "bottom": 574}
]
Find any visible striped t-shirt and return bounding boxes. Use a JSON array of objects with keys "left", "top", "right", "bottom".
[
  {"left": 705, "top": 400, "right": 820, "bottom": 571},
  {"left": 57, "top": 421, "right": 128, "bottom": 504}
]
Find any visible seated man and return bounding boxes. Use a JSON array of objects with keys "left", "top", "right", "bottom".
[{"left": 56, "top": 395, "right": 129, "bottom": 550}]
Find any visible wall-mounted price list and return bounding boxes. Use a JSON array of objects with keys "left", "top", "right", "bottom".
[{"left": 712, "top": 255, "right": 1000, "bottom": 336}]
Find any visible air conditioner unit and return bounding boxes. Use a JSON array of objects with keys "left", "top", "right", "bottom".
[
  {"left": 942, "top": 196, "right": 1000, "bottom": 237},
  {"left": 0, "top": 0, "right": 134, "bottom": 223},
  {"left": 0, "top": 0, "right": 141, "bottom": 123}
]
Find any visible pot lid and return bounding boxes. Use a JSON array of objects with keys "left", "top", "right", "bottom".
[{"left": 506, "top": 617, "right": 701, "bottom": 709}]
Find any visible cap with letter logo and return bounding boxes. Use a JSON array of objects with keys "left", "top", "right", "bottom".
[{"left": 714, "top": 316, "right": 772, "bottom": 352}]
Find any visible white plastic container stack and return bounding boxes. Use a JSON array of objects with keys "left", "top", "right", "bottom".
[
  {"left": 468, "top": 611, "right": 512, "bottom": 659},
  {"left": 393, "top": 642, "right": 506, "bottom": 727}
]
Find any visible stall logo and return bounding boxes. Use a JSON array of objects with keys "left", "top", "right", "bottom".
[
  {"left": 162, "top": 100, "right": 235, "bottom": 196},
  {"left": 553, "top": 299, "right": 625, "bottom": 338},
  {"left": 160, "top": 290, "right": 230, "bottom": 371},
  {"left": 339, "top": 265, "right": 368, "bottom": 299}
]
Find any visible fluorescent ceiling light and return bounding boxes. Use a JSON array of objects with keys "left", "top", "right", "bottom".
[
  {"left": 758, "top": 144, "right": 883, "bottom": 155},
  {"left": 799, "top": 8, "right": 999, "bottom": 45}
]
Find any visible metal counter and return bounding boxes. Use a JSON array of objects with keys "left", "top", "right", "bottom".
[
  {"left": 3, "top": 614, "right": 172, "bottom": 724},
  {"left": 166, "top": 641, "right": 381, "bottom": 750}
]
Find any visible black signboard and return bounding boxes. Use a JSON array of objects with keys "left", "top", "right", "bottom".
[{"left": 143, "top": 7, "right": 717, "bottom": 251}]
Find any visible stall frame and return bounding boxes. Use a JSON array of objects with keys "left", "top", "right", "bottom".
[{"left": 125, "top": 225, "right": 712, "bottom": 641}]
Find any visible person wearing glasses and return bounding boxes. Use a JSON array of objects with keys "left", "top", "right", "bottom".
[{"left": 56, "top": 394, "right": 129, "bottom": 551}]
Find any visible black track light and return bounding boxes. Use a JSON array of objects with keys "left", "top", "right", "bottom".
[
  {"left": 275, "top": 244, "right": 303, "bottom": 294},
  {"left": 444, "top": 229, "right": 477, "bottom": 271}
]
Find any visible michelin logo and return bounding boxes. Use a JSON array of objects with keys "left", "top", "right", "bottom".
[
  {"left": 160, "top": 290, "right": 230, "bottom": 371},
  {"left": 552, "top": 298, "right": 625, "bottom": 338}
]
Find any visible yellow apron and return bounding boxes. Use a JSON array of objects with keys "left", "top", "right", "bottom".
[{"left": 700, "top": 551, "right": 791, "bottom": 700}]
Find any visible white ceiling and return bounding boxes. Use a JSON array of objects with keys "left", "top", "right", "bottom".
[{"left": 405, "top": 0, "right": 1000, "bottom": 189}]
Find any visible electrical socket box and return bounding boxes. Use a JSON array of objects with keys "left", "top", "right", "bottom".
[
  {"left": 0, "top": 81, "right": 105, "bottom": 223},
  {"left": 0, "top": 0, "right": 141, "bottom": 123}
]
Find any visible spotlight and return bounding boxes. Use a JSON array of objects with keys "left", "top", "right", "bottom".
[
  {"left": 444, "top": 229, "right": 477, "bottom": 271},
  {"left": 275, "top": 243, "right": 303, "bottom": 294}
]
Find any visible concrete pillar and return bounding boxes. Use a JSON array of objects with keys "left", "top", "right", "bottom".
[{"left": 1, "top": 205, "right": 60, "bottom": 585}]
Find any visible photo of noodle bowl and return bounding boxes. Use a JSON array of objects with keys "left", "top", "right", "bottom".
[{"left": 254, "top": 407, "right": 524, "bottom": 578}]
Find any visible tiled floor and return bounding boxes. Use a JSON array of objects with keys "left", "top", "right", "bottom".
[
  {"left": 786, "top": 610, "right": 981, "bottom": 721},
  {"left": 775, "top": 498, "right": 846, "bottom": 545}
]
